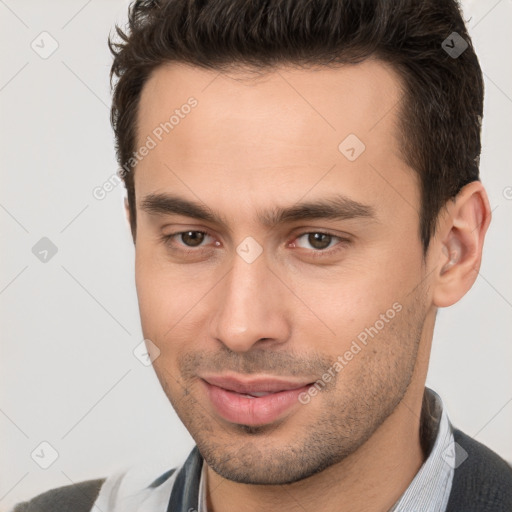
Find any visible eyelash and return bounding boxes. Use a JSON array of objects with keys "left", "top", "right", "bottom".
[{"left": 160, "top": 229, "right": 350, "bottom": 259}]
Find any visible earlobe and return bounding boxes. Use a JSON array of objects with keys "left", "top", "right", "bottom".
[{"left": 432, "top": 181, "right": 492, "bottom": 308}]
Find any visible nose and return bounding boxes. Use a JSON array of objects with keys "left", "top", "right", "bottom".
[{"left": 208, "top": 248, "right": 291, "bottom": 353}]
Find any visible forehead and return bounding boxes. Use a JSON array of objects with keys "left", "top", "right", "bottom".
[
  {"left": 134, "top": 59, "right": 417, "bottom": 229},
  {"left": 138, "top": 59, "right": 404, "bottom": 149}
]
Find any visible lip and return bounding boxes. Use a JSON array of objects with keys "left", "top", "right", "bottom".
[
  {"left": 201, "top": 374, "right": 313, "bottom": 426},
  {"left": 202, "top": 374, "right": 312, "bottom": 394}
]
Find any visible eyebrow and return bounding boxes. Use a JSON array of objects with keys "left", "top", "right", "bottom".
[{"left": 139, "top": 192, "right": 376, "bottom": 230}]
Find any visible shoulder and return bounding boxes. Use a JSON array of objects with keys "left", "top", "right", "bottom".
[
  {"left": 10, "top": 463, "right": 178, "bottom": 512},
  {"left": 446, "top": 428, "right": 512, "bottom": 511},
  {"left": 9, "top": 453, "right": 195, "bottom": 512},
  {"left": 10, "top": 478, "right": 106, "bottom": 512}
]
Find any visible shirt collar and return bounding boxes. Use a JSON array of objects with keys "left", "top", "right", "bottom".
[{"left": 387, "top": 387, "right": 455, "bottom": 512}]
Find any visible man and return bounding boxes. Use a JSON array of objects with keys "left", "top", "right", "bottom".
[{"left": 12, "top": 0, "right": 512, "bottom": 511}]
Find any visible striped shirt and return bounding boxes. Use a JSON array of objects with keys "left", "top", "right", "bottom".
[{"left": 91, "top": 387, "right": 455, "bottom": 512}]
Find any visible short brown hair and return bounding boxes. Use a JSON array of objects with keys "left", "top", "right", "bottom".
[{"left": 109, "top": 0, "right": 484, "bottom": 254}]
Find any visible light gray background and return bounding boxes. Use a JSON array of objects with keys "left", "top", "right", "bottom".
[{"left": 1, "top": 0, "right": 511, "bottom": 509}]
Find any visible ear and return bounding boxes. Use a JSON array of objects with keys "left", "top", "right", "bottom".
[{"left": 432, "top": 181, "right": 492, "bottom": 308}]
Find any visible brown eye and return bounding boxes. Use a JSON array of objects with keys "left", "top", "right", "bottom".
[
  {"left": 180, "top": 231, "right": 206, "bottom": 247},
  {"left": 306, "top": 233, "right": 332, "bottom": 250},
  {"left": 295, "top": 232, "right": 336, "bottom": 251},
  {"left": 290, "top": 231, "right": 350, "bottom": 259},
  {"left": 161, "top": 230, "right": 219, "bottom": 255}
]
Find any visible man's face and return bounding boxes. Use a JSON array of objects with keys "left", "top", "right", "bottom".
[{"left": 133, "top": 60, "right": 433, "bottom": 484}]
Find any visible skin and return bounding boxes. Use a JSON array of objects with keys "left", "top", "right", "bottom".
[{"left": 130, "top": 59, "right": 491, "bottom": 512}]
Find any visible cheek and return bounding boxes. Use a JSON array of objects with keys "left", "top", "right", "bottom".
[
  {"left": 135, "top": 244, "right": 175, "bottom": 335},
  {"left": 300, "top": 254, "right": 415, "bottom": 352},
  {"left": 134, "top": 243, "right": 213, "bottom": 347}
]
